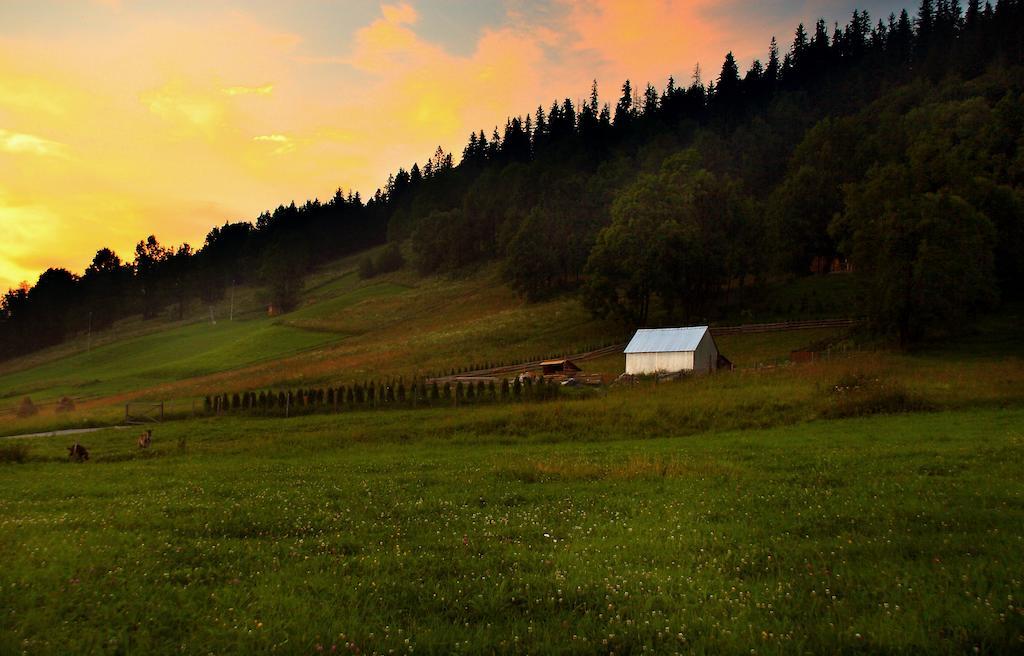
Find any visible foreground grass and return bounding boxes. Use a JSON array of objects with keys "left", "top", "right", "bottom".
[{"left": 1, "top": 397, "right": 1022, "bottom": 654}]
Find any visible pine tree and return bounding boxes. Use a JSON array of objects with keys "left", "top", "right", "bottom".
[
  {"left": 614, "top": 80, "right": 633, "bottom": 127},
  {"left": 766, "top": 36, "right": 781, "bottom": 86}
]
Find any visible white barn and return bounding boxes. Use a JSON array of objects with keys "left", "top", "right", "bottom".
[{"left": 624, "top": 326, "right": 720, "bottom": 375}]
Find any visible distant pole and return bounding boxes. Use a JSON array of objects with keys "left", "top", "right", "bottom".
[
  {"left": 209, "top": 306, "right": 216, "bottom": 325},
  {"left": 229, "top": 280, "right": 235, "bottom": 321},
  {"left": 87, "top": 311, "right": 92, "bottom": 353}
]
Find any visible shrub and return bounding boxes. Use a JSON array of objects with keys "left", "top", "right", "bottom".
[
  {"left": 0, "top": 443, "right": 29, "bottom": 464},
  {"left": 358, "top": 256, "right": 376, "bottom": 279},
  {"left": 16, "top": 397, "right": 38, "bottom": 418},
  {"left": 375, "top": 242, "right": 405, "bottom": 274}
]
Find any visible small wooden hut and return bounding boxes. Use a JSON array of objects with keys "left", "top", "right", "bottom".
[{"left": 540, "top": 359, "right": 582, "bottom": 376}]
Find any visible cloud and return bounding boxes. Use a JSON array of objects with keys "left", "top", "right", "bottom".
[
  {"left": 223, "top": 84, "right": 274, "bottom": 96},
  {"left": 141, "top": 80, "right": 224, "bottom": 129},
  {"left": 0, "top": 129, "right": 67, "bottom": 157},
  {"left": 253, "top": 134, "right": 295, "bottom": 154},
  {"left": 381, "top": 3, "right": 418, "bottom": 25}
]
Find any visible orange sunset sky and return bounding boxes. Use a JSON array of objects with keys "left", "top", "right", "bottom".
[{"left": 0, "top": 0, "right": 907, "bottom": 291}]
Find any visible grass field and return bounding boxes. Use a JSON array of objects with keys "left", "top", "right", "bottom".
[
  {"left": 1, "top": 395, "right": 1022, "bottom": 653},
  {"left": 0, "top": 263, "right": 629, "bottom": 430},
  {"left": 1, "top": 257, "right": 1022, "bottom": 652}
]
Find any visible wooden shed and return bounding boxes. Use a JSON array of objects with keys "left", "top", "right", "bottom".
[
  {"left": 624, "top": 326, "right": 720, "bottom": 375},
  {"left": 540, "top": 359, "right": 582, "bottom": 376}
]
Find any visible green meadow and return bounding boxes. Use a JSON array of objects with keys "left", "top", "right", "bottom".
[
  {"left": 1, "top": 397, "right": 1022, "bottom": 654},
  {"left": 0, "top": 319, "right": 341, "bottom": 406},
  {"left": 0, "top": 265, "right": 1022, "bottom": 653}
]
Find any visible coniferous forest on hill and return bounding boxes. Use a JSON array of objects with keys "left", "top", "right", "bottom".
[{"left": 3, "top": 0, "right": 1024, "bottom": 361}]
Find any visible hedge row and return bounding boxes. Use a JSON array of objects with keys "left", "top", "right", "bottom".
[{"left": 203, "top": 376, "right": 560, "bottom": 416}]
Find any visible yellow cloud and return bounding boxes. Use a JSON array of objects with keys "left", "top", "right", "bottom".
[
  {"left": 381, "top": 3, "right": 418, "bottom": 25},
  {"left": 253, "top": 134, "right": 295, "bottom": 154},
  {"left": 223, "top": 84, "right": 274, "bottom": 96},
  {"left": 0, "top": 130, "right": 67, "bottom": 157},
  {"left": 140, "top": 80, "right": 226, "bottom": 134},
  {"left": 0, "top": 76, "right": 69, "bottom": 117}
]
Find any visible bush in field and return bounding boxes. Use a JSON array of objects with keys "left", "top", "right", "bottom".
[
  {"left": 358, "top": 255, "right": 376, "bottom": 279},
  {"left": 16, "top": 397, "right": 38, "bottom": 418},
  {"left": 374, "top": 242, "right": 405, "bottom": 274},
  {"left": 0, "top": 443, "right": 29, "bottom": 463}
]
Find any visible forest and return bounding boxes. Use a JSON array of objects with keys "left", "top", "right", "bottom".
[{"left": 2, "top": 0, "right": 1023, "bottom": 360}]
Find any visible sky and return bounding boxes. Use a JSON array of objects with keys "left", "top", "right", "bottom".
[{"left": 0, "top": 0, "right": 908, "bottom": 291}]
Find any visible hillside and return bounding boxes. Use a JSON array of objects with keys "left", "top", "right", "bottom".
[{"left": 0, "top": 248, "right": 868, "bottom": 434}]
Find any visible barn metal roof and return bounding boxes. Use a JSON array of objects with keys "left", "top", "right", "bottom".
[{"left": 624, "top": 326, "right": 710, "bottom": 354}]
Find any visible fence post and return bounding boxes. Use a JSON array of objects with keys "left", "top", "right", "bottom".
[
  {"left": 160, "top": 402, "right": 164, "bottom": 422},
  {"left": 285, "top": 394, "right": 290, "bottom": 418}
]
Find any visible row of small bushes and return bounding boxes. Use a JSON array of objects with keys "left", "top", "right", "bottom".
[{"left": 203, "top": 376, "right": 561, "bottom": 416}]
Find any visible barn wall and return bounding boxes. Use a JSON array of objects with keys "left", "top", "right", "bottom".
[
  {"left": 625, "top": 351, "right": 694, "bottom": 375},
  {"left": 692, "top": 332, "right": 719, "bottom": 373}
]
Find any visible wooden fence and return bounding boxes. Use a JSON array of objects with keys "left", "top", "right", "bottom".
[{"left": 710, "top": 318, "right": 862, "bottom": 336}]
